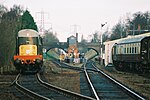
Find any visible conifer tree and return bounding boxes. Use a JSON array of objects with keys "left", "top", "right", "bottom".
[{"left": 20, "top": 10, "right": 38, "bottom": 31}]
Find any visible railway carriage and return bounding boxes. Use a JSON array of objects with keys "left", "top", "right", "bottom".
[
  {"left": 14, "top": 29, "right": 43, "bottom": 71},
  {"left": 112, "top": 33, "right": 150, "bottom": 71},
  {"left": 104, "top": 32, "right": 150, "bottom": 72}
]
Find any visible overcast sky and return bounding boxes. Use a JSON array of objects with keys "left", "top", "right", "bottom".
[{"left": 1, "top": 0, "right": 150, "bottom": 41}]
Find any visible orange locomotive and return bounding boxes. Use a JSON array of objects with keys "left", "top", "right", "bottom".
[{"left": 14, "top": 29, "right": 43, "bottom": 71}]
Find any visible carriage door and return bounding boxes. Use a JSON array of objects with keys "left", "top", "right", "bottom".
[{"left": 148, "top": 39, "right": 150, "bottom": 63}]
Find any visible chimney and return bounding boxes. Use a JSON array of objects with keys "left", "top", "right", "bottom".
[
  {"left": 76, "top": 33, "right": 78, "bottom": 47},
  {"left": 76, "top": 33, "right": 78, "bottom": 43}
]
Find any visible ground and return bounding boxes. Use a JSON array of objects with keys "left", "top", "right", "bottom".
[
  {"left": 44, "top": 60, "right": 150, "bottom": 99},
  {"left": 0, "top": 60, "right": 150, "bottom": 99},
  {"left": 43, "top": 61, "right": 80, "bottom": 93},
  {"left": 0, "top": 75, "right": 17, "bottom": 100}
]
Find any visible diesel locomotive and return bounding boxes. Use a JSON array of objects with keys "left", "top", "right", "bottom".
[
  {"left": 104, "top": 32, "right": 150, "bottom": 72},
  {"left": 14, "top": 29, "right": 43, "bottom": 71}
]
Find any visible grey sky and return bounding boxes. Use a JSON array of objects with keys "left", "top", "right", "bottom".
[{"left": 2, "top": 0, "right": 150, "bottom": 41}]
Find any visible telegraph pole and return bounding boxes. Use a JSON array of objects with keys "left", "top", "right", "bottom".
[
  {"left": 36, "top": 10, "right": 49, "bottom": 36},
  {"left": 70, "top": 24, "right": 80, "bottom": 35},
  {"left": 70, "top": 24, "right": 81, "bottom": 47}
]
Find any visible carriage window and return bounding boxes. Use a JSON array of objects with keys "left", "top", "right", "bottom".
[
  {"left": 132, "top": 47, "right": 134, "bottom": 54},
  {"left": 124, "top": 48, "right": 126, "bottom": 54},
  {"left": 137, "top": 47, "right": 139, "bottom": 54},
  {"left": 127, "top": 48, "right": 129, "bottom": 54},
  {"left": 148, "top": 40, "right": 150, "bottom": 60},
  {"left": 135, "top": 47, "right": 137, "bottom": 54},
  {"left": 129, "top": 47, "right": 131, "bottom": 54}
]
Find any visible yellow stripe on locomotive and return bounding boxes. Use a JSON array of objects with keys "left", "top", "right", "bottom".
[{"left": 19, "top": 45, "right": 37, "bottom": 56}]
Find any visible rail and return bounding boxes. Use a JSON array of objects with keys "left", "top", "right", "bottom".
[
  {"left": 92, "top": 63, "right": 146, "bottom": 100},
  {"left": 83, "top": 62, "right": 100, "bottom": 100},
  {"left": 37, "top": 73, "right": 94, "bottom": 100},
  {"left": 14, "top": 73, "right": 50, "bottom": 100}
]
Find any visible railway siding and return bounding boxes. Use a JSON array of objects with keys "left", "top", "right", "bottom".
[
  {"left": 95, "top": 62, "right": 150, "bottom": 99},
  {"left": 80, "top": 61, "right": 140, "bottom": 100}
]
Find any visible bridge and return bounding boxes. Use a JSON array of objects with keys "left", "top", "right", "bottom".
[
  {"left": 83, "top": 42, "right": 100, "bottom": 52},
  {"left": 44, "top": 42, "right": 100, "bottom": 54},
  {"left": 43, "top": 42, "right": 68, "bottom": 52}
]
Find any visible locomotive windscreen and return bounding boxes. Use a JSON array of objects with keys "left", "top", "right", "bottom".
[{"left": 18, "top": 37, "right": 38, "bottom": 45}]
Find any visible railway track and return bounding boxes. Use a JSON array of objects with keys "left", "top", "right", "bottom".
[
  {"left": 80, "top": 61, "right": 146, "bottom": 100},
  {"left": 12, "top": 61, "right": 145, "bottom": 100},
  {"left": 13, "top": 72, "right": 93, "bottom": 100},
  {"left": 53, "top": 60, "right": 145, "bottom": 99},
  {"left": 53, "top": 60, "right": 83, "bottom": 71}
]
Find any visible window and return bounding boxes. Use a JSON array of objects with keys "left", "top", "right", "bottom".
[
  {"left": 124, "top": 48, "right": 126, "bottom": 54},
  {"left": 18, "top": 37, "right": 38, "bottom": 45},
  {"left": 132, "top": 47, "right": 134, "bottom": 53},
  {"left": 127, "top": 48, "right": 129, "bottom": 54},
  {"left": 130, "top": 47, "right": 132, "bottom": 54},
  {"left": 135, "top": 47, "right": 137, "bottom": 54}
]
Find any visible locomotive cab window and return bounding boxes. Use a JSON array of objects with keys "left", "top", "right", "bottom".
[{"left": 18, "top": 37, "right": 38, "bottom": 45}]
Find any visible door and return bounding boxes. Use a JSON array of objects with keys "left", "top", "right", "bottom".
[{"left": 148, "top": 39, "right": 150, "bottom": 62}]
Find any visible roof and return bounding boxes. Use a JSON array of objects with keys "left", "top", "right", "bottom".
[
  {"left": 104, "top": 32, "right": 150, "bottom": 45},
  {"left": 104, "top": 39, "right": 121, "bottom": 45},
  {"left": 118, "top": 33, "right": 150, "bottom": 44},
  {"left": 18, "top": 29, "right": 39, "bottom": 37},
  {"left": 68, "top": 35, "right": 76, "bottom": 39}
]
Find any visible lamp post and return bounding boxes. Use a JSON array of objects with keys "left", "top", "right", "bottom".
[{"left": 100, "top": 22, "right": 107, "bottom": 66}]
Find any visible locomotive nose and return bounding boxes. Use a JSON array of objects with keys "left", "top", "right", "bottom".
[{"left": 26, "top": 60, "right": 31, "bottom": 63}]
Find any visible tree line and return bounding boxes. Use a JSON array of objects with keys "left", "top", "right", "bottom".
[{"left": 90, "top": 11, "right": 150, "bottom": 43}]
